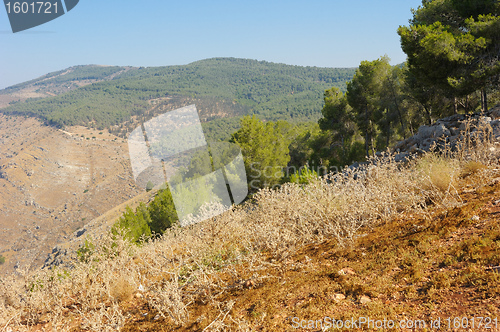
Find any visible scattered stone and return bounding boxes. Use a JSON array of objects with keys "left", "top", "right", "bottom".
[
  {"left": 75, "top": 228, "right": 86, "bottom": 238},
  {"left": 470, "top": 215, "right": 480, "bottom": 221},
  {"left": 360, "top": 295, "right": 371, "bottom": 304},
  {"left": 393, "top": 105, "right": 500, "bottom": 157},
  {"left": 491, "top": 178, "right": 500, "bottom": 185},
  {"left": 408, "top": 144, "right": 418, "bottom": 153},
  {"left": 243, "top": 279, "right": 255, "bottom": 288},
  {"left": 338, "top": 267, "right": 356, "bottom": 275},
  {"left": 417, "top": 123, "right": 451, "bottom": 140},
  {"left": 487, "top": 266, "right": 500, "bottom": 273},
  {"left": 333, "top": 293, "right": 346, "bottom": 301},
  {"left": 394, "top": 152, "right": 409, "bottom": 162}
]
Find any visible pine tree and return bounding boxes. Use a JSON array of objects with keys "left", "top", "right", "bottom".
[
  {"left": 398, "top": 0, "right": 500, "bottom": 111},
  {"left": 232, "top": 115, "right": 291, "bottom": 188}
]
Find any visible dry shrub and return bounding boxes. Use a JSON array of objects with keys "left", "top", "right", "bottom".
[
  {"left": 452, "top": 116, "right": 500, "bottom": 188},
  {"left": 2, "top": 116, "right": 500, "bottom": 330},
  {"left": 147, "top": 279, "right": 188, "bottom": 324},
  {"left": 415, "top": 154, "right": 458, "bottom": 193},
  {"left": 0, "top": 233, "right": 140, "bottom": 330},
  {"left": 244, "top": 153, "right": 432, "bottom": 254},
  {"left": 455, "top": 116, "right": 496, "bottom": 164},
  {"left": 0, "top": 154, "right": 439, "bottom": 330},
  {"left": 412, "top": 116, "right": 499, "bottom": 205},
  {"left": 109, "top": 276, "right": 134, "bottom": 303},
  {"left": 460, "top": 160, "right": 487, "bottom": 178},
  {"left": 0, "top": 274, "right": 24, "bottom": 329},
  {"left": 78, "top": 303, "right": 126, "bottom": 332}
]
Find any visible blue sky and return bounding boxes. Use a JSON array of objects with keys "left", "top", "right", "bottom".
[{"left": 0, "top": 0, "right": 422, "bottom": 89}]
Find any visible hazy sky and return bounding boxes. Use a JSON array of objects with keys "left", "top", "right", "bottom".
[{"left": 0, "top": 0, "right": 422, "bottom": 89}]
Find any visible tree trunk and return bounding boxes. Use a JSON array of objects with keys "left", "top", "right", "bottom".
[
  {"left": 388, "top": 77, "right": 406, "bottom": 139},
  {"left": 424, "top": 106, "right": 432, "bottom": 125},
  {"left": 409, "top": 119, "right": 415, "bottom": 136},
  {"left": 454, "top": 97, "right": 458, "bottom": 114},
  {"left": 365, "top": 105, "right": 370, "bottom": 158},
  {"left": 365, "top": 131, "right": 369, "bottom": 158},
  {"left": 481, "top": 88, "right": 488, "bottom": 112},
  {"left": 341, "top": 135, "right": 346, "bottom": 165},
  {"left": 370, "top": 120, "right": 376, "bottom": 157},
  {"left": 389, "top": 74, "right": 406, "bottom": 139},
  {"left": 386, "top": 125, "right": 390, "bottom": 149}
]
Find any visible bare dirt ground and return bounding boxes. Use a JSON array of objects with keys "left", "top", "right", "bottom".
[{"left": 0, "top": 114, "right": 141, "bottom": 275}]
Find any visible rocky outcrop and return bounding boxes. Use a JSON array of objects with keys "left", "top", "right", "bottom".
[
  {"left": 42, "top": 246, "right": 75, "bottom": 270},
  {"left": 393, "top": 104, "right": 500, "bottom": 161}
]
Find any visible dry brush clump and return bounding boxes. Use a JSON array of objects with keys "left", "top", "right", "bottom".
[
  {"left": 1, "top": 119, "right": 499, "bottom": 330},
  {"left": 244, "top": 158, "right": 430, "bottom": 256},
  {"left": 0, "top": 233, "right": 142, "bottom": 331}
]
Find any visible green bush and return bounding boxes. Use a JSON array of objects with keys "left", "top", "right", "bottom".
[
  {"left": 290, "top": 167, "right": 319, "bottom": 185},
  {"left": 112, "top": 203, "right": 152, "bottom": 243},
  {"left": 112, "top": 187, "right": 179, "bottom": 243},
  {"left": 77, "top": 239, "right": 95, "bottom": 263},
  {"left": 0, "top": 254, "right": 5, "bottom": 265},
  {"left": 148, "top": 188, "right": 178, "bottom": 235}
]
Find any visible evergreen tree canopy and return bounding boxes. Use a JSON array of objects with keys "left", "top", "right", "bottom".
[
  {"left": 398, "top": 0, "right": 500, "bottom": 110},
  {"left": 231, "top": 115, "right": 292, "bottom": 188},
  {"left": 318, "top": 87, "right": 356, "bottom": 165}
]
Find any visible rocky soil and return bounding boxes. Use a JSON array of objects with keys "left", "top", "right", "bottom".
[
  {"left": 394, "top": 104, "right": 500, "bottom": 159},
  {"left": 0, "top": 114, "right": 141, "bottom": 275}
]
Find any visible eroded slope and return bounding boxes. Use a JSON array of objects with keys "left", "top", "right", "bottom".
[{"left": 0, "top": 114, "right": 140, "bottom": 274}]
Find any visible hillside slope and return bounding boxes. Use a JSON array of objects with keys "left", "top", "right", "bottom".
[
  {"left": 0, "top": 59, "right": 355, "bottom": 274},
  {"left": 124, "top": 180, "right": 500, "bottom": 331},
  {"left": 0, "top": 114, "right": 140, "bottom": 275},
  {"left": 1, "top": 116, "right": 499, "bottom": 331},
  {"left": 0, "top": 58, "right": 356, "bottom": 133},
  {"left": 0, "top": 65, "right": 133, "bottom": 109}
]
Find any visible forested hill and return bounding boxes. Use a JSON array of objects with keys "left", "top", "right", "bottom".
[
  {"left": 0, "top": 58, "right": 356, "bottom": 135},
  {"left": 0, "top": 65, "right": 131, "bottom": 95}
]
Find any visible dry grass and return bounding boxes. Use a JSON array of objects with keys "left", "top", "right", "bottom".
[
  {"left": 416, "top": 153, "right": 459, "bottom": 193},
  {"left": 1, "top": 118, "right": 499, "bottom": 331},
  {"left": 460, "top": 160, "right": 487, "bottom": 178},
  {"left": 110, "top": 277, "right": 135, "bottom": 304}
]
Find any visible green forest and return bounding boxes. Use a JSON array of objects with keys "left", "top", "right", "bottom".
[
  {"left": 112, "top": 0, "right": 500, "bottom": 242},
  {"left": 0, "top": 58, "right": 356, "bottom": 132}
]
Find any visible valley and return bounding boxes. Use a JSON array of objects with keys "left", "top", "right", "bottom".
[
  {"left": 0, "top": 114, "right": 141, "bottom": 274},
  {"left": 0, "top": 59, "right": 357, "bottom": 276}
]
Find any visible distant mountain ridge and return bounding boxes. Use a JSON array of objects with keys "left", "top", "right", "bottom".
[
  {"left": 0, "top": 65, "right": 131, "bottom": 95},
  {"left": 0, "top": 58, "right": 356, "bottom": 137}
]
